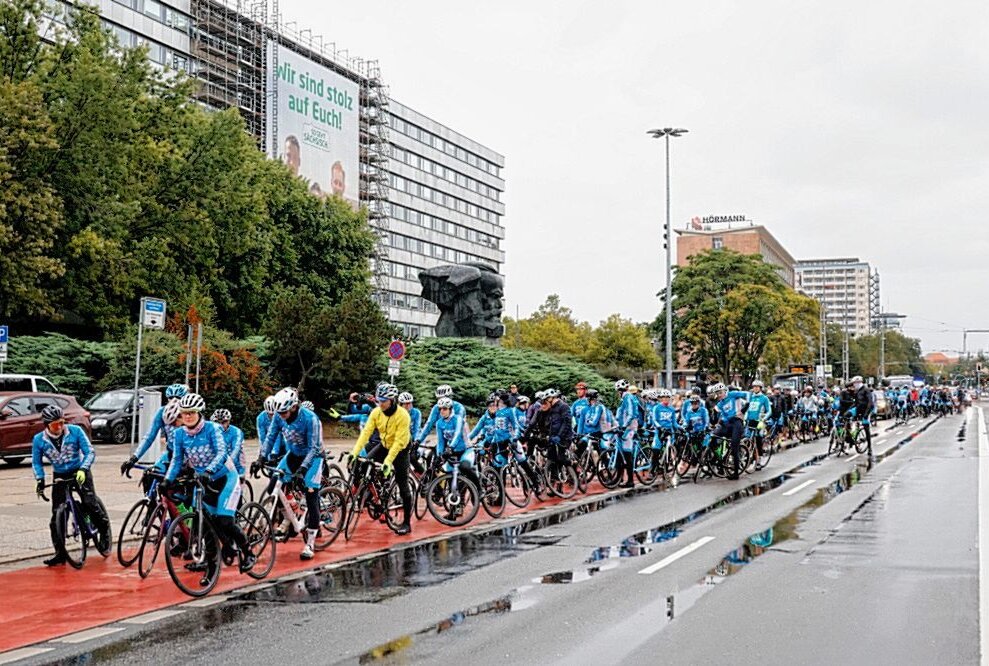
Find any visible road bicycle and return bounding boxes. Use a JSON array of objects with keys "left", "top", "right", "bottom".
[
  {"left": 39, "top": 477, "right": 111, "bottom": 569},
  {"left": 164, "top": 476, "right": 274, "bottom": 597},
  {"left": 343, "top": 457, "right": 406, "bottom": 539},
  {"left": 259, "top": 465, "right": 347, "bottom": 551},
  {"left": 472, "top": 443, "right": 507, "bottom": 518},
  {"left": 828, "top": 415, "right": 870, "bottom": 456},
  {"left": 594, "top": 430, "right": 655, "bottom": 489},
  {"left": 425, "top": 451, "right": 481, "bottom": 527}
]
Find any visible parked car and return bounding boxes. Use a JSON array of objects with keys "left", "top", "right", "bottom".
[
  {"left": 0, "top": 374, "right": 60, "bottom": 393},
  {"left": 0, "top": 392, "right": 91, "bottom": 466},
  {"left": 873, "top": 390, "right": 891, "bottom": 419},
  {"left": 85, "top": 387, "right": 162, "bottom": 444}
]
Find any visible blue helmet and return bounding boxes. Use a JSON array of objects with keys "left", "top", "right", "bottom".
[{"left": 165, "top": 383, "right": 189, "bottom": 399}]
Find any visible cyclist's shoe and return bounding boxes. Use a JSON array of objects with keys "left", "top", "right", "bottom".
[
  {"left": 221, "top": 544, "right": 238, "bottom": 565},
  {"left": 670, "top": 473, "right": 680, "bottom": 488},
  {"left": 200, "top": 560, "right": 219, "bottom": 587},
  {"left": 44, "top": 553, "right": 67, "bottom": 566},
  {"left": 185, "top": 560, "right": 208, "bottom": 573},
  {"left": 239, "top": 552, "right": 257, "bottom": 573},
  {"left": 300, "top": 544, "right": 315, "bottom": 560},
  {"left": 394, "top": 522, "right": 411, "bottom": 536}
]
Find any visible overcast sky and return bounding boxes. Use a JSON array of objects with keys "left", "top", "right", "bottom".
[{"left": 283, "top": 0, "right": 989, "bottom": 354}]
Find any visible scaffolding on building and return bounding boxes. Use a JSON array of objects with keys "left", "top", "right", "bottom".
[{"left": 869, "top": 269, "right": 881, "bottom": 333}]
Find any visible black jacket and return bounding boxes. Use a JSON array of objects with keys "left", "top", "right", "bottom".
[{"left": 854, "top": 385, "right": 873, "bottom": 417}]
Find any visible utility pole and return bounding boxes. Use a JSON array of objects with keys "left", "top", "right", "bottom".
[{"left": 648, "top": 127, "right": 688, "bottom": 389}]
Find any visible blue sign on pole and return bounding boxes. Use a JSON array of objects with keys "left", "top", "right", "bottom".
[
  {"left": 142, "top": 298, "right": 167, "bottom": 330},
  {"left": 0, "top": 326, "right": 7, "bottom": 344}
]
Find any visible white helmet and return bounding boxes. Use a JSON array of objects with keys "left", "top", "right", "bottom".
[
  {"left": 534, "top": 390, "right": 546, "bottom": 401},
  {"left": 709, "top": 382, "right": 727, "bottom": 394},
  {"left": 657, "top": 389, "right": 672, "bottom": 398},
  {"left": 398, "top": 392, "right": 414, "bottom": 404},
  {"left": 272, "top": 387, "right": 299, "bottom": 413},
  {"left": 163, "top": 400, "right": 182, "bottom": 424},
  {"left": 178, "top": 393, "right": 206, "bottom": 413},
  {"left": 614, "top": 379, "right": 630, "bottom": 391},
  {"left": 436, "top": 397, "right": 454, "bottom": 409},
  {"left": 300, "top": 400, "right": 315, "bottom": 411},
  {"left": 751, "top": 380, "right": 764, "bottom": 388},
  {"left": 435, "top": 384, "right": 454, "bottom": 398},
  {"left": 543, "top": 388, "right": 560, "bottom": 399},
  {"left": 263, "top": 395, "right": 276, "bottom": 414}
]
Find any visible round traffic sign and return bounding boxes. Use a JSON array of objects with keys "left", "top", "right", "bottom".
[{"left": 388, "top": 340, "right": 406, "bottom": 361}]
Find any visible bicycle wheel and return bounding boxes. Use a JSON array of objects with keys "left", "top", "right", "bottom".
[
  {"left": 635, "top": 448, "right": 659, "bottom": 486},
  {"left": 238, "top": 502, "right": 275, "bottom": 580},
  {"left": 137, "top": 502, "right": 167, "bottom": 578},
  {"left": 597, "top": 451, "right": 622, "bottom": 489},
  {"left": 754, "top": 436, "right": 774, "bottom": 471},
  {"left": 240, "top": 478, "right": 255, "bottom": 504},
  {"left": 311, "top": 486, "right": 347, "bottom": 549},
  {"left": 426, "top": 475, "right": 480, "bottom": 526},
  {"left": 546, "top": 463, "right": 579, "bottom": 499},
  {"left": 414, "top": 473, "right": 431, "bottom": 520},
  {"left": 480, "top": 466, "right": 505, "bottom": 518},
  {"left": 343, "top": 487, "right": 365, "bottom": 541},
  {"left": 501, "top": 463, "right": 532, "bottom": 508},
  {"left": 383, "top": 480, "right": 406, "bottom": 532},
  {"left": 117, "top": 497, "right": 151, "bottom": 568},
  {"left": 56, "top": 503, "right": 86, "bottom": 569},
  {"left": 165, "top": 512, "right": 221, "bottom": 597},
  {"left": 577, "top": 446, "right": 597, "bottom": 486},
  {"left": 91, "top": 497, "right": 112, "bottom": 557},
  {"left": 827, "top": 429, "right": 841, "bottom": 456},
  {"left": 854, "top": 427, "right": 870, "bottom": 455}
]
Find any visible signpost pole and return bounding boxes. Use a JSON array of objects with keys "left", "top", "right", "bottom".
[
  {"left": 194, "top": 323, "right": 203, "bottom": 394},
  {"left": 0, "top": 325, "right": 8, "bottom": 374},
  {"left": 131, "top": 298, "right": 145, "bottom": 446},
  {"left": 185, "top": 324, "right": 194, "bottom": 386}
]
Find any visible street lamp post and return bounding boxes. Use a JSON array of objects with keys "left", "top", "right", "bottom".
[{"left": 648, "top": 127, "right": 688, "bottom": 389}]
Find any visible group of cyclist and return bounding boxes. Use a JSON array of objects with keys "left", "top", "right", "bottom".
[{"left": 31, "top": 372, "right": 967, "bottom": 571}]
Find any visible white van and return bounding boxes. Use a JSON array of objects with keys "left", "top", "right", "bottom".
[{"left": 0, "top": 374, "right": 60, "bottom": 393}]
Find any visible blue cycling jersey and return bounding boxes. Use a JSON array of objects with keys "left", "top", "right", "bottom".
[
  {"left": 470, "top": 409, "right": 499, "bottom": 441},
  {"left": 260, "top": 406, "right": 323, "bottom": 468},
  {"left": 430, "top": 412, "right": 470, "bottom": 456},
  {"left": 220, "top": 423, "right": 245, "bottom": 475},
  {"left": 651, "top": 403, "right": 680, "bottom": 430},
  {"left": 571, "top": 397, "right": 589, "bottom": 429},
  {"left": 407, "top": 406, "right": 422, "bottom": 440},
  {"left": 133, "top": 404, "right": 179, "bottom": 461},
  {"left": 256, "top": 411, "right": 285, "bottom": 458},
  {"left": 165, "top": 419, "right": 234, "bottom": 482},
  {"left": 580, "top": 403, "right": 611, "bottom": 434},
  {"left": 746, "top": 393, "right": 772, "bottom": 421},
  {"left": 715, "top": 391, "right": 750, "bottom": 421},
  {"left": 616, "top": 392, "right": 642, "bottom": 428},
  {"left": 32, "top": 425, "right": 95, "bottom": 479},
  {"left": 418, "top": 401, "right": 467, "bottom": 442},
  {"left": 681, "top": 403, "right": 710, "bottom": 432},
  {"left": 471, "top": 406, "right": 520, "bottom": 443}
]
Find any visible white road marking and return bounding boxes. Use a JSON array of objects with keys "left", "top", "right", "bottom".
[
  {"left": 848, "top": 454, "right": 860, "bottom": 461},
  {"left": 782, "top": 479, "right": 816, "bottom": 497},
  {"left": 120, "top": 609, "right": 184, "bottom": 625},
  {"left": 0, "top": 647, "right": 54, "bottom": 665},
  {"left": 977, "top": 407, "right": 988, "bottom": 664},
  {"left": 638, "top": 536, "right": 715, "bottom": 575},
  {"left": 181, "top": 595, "right": 229, "bottom": 608},
  {"left": 52, "top": 626, "right": 124, "bottom": 644}
]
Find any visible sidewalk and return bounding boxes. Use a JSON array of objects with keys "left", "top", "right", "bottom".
[{"left": 0, "top": 438, "right": 354, "bottom": 569}]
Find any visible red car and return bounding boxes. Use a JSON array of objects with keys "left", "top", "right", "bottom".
[{"left": 0, "top": 392, "right": 91, "bottom": 466}]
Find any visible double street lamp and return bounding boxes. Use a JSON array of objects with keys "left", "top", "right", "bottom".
[{"left": 648, "top": 127, "right": 688, "bottom": 389}]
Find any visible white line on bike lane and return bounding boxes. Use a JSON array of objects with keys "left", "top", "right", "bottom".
[
  {"left": 782, "top": 479, "right": 816, "bottom": 497},
  {"left": 638, "top": 536, "right": 716, "bottom": 575}
]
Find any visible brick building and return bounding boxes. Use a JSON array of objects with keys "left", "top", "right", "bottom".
[{"left": 675, "top": 224, "right": 795, "bottom": 286}]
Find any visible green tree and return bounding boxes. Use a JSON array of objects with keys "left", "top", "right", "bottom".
[
  {"left": 5, "top": 333, "right": 115, "bottom": 397},
  {"left": 502, "top": 294, "right": 592, "bottom": 357},
  {"left": 585, "top": 314, "right": 660, "bottom": 371},
  {"left": 665, "top": 249, "right": 820, "bottom": 383}
]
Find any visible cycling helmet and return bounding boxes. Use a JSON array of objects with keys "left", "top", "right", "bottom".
[
  {"left": 210, "top": 408, "right": 232, "bottom": 422},
  {"left": 263, "top": 395, "right": 276, "bottom": 414},
  {"left": 272, "top": 387, "right": 299, "bottom": 413},
  {"left": 614, "top": 379, "right": 630, "bottom": 391},
  {"left": 436, "top": 397, "right": 454, "bottom": 409},
  {"left": 851, "top": 375, "right": 863, "bottom": 384},
  {"left": 486, "top": 392, "right": 499, "bottom": 405},
  {"left": 163, "top": 400, "right": 182, "bottom": 424},
  {"left": 543, "top": 388, "right": 560, "bottom": 399},
  {"left": 585, "top": 389, "right": 599, "bottom": 400},
  {"left": 300, "top": 400, "right": 315, "bottom": 411},
  {"left": 178, "top": 393, "right": 206, "bottom": 413},
  {"left": 165, "top": 383, "right": 189, "bottom": 400},
  {"left": 376, "top": 383, "right": 399, "bottom": 401},
  {"left": 657, "top": 389, "right": 672, "bottom": 398},
  {"left": 517, "top": 395, "right": 530, "bottom": 405},
  {"left": 41, "top": 405, "right": 64, "bottom": 423},
  {"left": 751, "top": 380, "right": 764, "bottom": 388},
  {"left": 534, "top": 390, "right": 546, "bottom": 401},
  {"left": 435, "top": 384, "right": 454, "bottom": 398},
  {"left": 691, "top": 386, "right": 702, "bottom": 396},
  {"left": 575, "top": 381, "right": 588, "bottom": 390},
  {"left": 398, "top": 392, "right": 414, "bottom": 404},
  {"left": 689, "top": 394, "right": 701, "bottom": 402},
  {"left": 772, "top": 384, "right": 782, "bottom": 390},
  {"left": 709, "top": 382, "right": 727, "bottom": 394}
]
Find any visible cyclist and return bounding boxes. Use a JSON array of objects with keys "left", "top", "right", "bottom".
[
  {"left": 211, "top": 409, "right": 246, "bottom": 479},
  {"left": 399, "top": 392, "right": 425, "bottom": 473},
  {"left": 251, "top": 387, "right": 324, "bottom": 560},
  {"left": 255, "top": 395, "right": 285, "bottom": 463},
  {"left": 33, "top": 405, "right": 111, "bottom": 565},
  {"left": 571, "top": 382, "right": 590, "bottom": 431},
  {"left": 578, "top": 388, "right": 616, "bottom": 446},
  {"left": 709, "top": 383, "right": 749, "bottom": 480},
  {"left": 524, "top": 388, "right": 573, "bottom": 481},
  {"left": 163, "top": 393, "right": 254, "bottom": 573},
  {"left": 120, "top": 383, "right": 188, "bottom": 481},
  {"left": 420, "top": 395, "right": 482, "bottom": 509},
  {"left": 349, "top": 383, "right": 413, "bottom": 535},
  {"left": 515, "top": 395, "right": 530, "bottom": 429},
  {"left": 851, "top": 376, "right": 874, "bottom": 456},
  {"left": 650, "top": 389, "right": 680, "bottom": 471},
  {"left": 768, "top": 384, "right": 788, "bottom": 440},
  {"left": 416, "top": 384, "right": 467, "bottom": 445},
  {"left": 614, "top": 379, "right": 641, "bottom": 488},
  {"left": 797, "top": 386, "right": 819, "bottom": 433},
  {"left": 470, "top": 394, "right": 500, "bottom": 444},
  {"left": 479, "top": 391, "right": 541, "bottom": 490},
  {"left": 745, "top": 380, "right": 772, "bottom": 459},
  {"left": 526, "top": 390, "right": 545, "bottom": 434},
  {"left": 677, "top": 393, "right": 711, "bottom": 476}
]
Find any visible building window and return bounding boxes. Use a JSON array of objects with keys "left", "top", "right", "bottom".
[{"left": 712, "top": 237, "right": 724, "bottom": 250}]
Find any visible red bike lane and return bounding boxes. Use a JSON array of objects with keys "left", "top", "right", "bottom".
[{"left": 0, "top": 485, "right": 590, "bottom": 654}]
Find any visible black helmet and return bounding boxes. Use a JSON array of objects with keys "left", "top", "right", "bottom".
[
  {"left": 41, "top": 405, "right": 64, "bottom": 424},
  {"left": 586, "top": 388, "right": 599, "bottom": 400}
]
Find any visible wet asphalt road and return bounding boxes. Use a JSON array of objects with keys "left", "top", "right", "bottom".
[{"left": 25, "top": 408, "right": 982, "bottom": 666}]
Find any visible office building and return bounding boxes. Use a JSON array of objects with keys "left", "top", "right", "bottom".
[
  {"left": 676, "top": 221, "right": 796, "bottom": 286},
  {"left": 49, "top": 0, "right": 506, "bottom": 338},
  {"left": 795, "top": 258, "right": 874, "bottom": 336}
]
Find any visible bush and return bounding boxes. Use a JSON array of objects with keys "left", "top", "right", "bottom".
[
  {"left": 4, "top": 333, "right": 116, "bottom": 398},
  {"left": 394, "top": 338, "right": 616, "bottom": 417}
]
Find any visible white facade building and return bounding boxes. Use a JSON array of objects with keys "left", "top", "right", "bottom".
[{"left": 795, "top": 258, "right": 874, "bottom": 336}]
